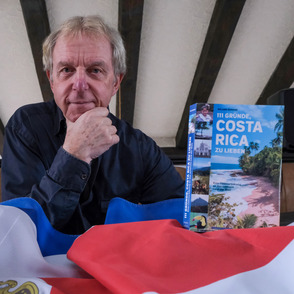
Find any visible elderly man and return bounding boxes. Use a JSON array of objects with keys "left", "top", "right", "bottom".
[{"left": 1, "top": 15, "right": 184, "bottom": 234}]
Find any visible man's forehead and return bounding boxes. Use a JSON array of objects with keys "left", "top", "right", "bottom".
[
  {"left": 52, "top": 33, "right": 112, "bottom": 64},
  {"left": 57, "top": 31, "right": 110, "bottom": 47},
  {"left": 55, "top": 59, "right": 107, "bottom": 69}
]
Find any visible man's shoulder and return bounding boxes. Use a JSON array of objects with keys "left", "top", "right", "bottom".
[
  {"left": 109, "top": 112, "right": 146, "bottom": 138},
  {"left": 108, "top": 112, "right": 158, "bottom": 153},
  {"left": 7, "top": 100, "right": 58, "bottom": 127},
  {"left": 13, "top": 100, "right": 56, "bottom": 117}
]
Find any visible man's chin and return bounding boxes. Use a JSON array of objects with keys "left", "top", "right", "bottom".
[
  {"left": 66, "top": 112, "right": 85, "bottom": 122},
  {"left": 66, "top": 104, "right": 96, "bottom": 122}
]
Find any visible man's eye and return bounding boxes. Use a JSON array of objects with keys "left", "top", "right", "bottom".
[
  {"left": 90, "top": 68, "right": 101, "bottom": 74},
  {"left": 62, "top": 67, "right": 71, "bottom": 73}
]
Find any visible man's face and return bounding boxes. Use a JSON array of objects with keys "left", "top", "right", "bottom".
[
  {"left": 202, "top": 108, "right": 208, "bottom": 116},
  {"left": 48, "top": 33, "right": 122, "bottom": 122}
]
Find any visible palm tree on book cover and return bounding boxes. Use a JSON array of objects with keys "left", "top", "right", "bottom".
[
  {"left": 245, "top": 142, "right": 259, "bottom": 155},
  {"left": 239, "top": 109, "right": 283, "bottom": 187},
  {"left": 271, "top": 108, "right": 284, "bottom": 147}
]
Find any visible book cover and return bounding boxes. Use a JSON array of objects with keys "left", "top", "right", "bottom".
[{"left": 183, "top": 103, "right": 284, "bottom": 232}]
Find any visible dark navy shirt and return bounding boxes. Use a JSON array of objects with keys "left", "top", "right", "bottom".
[{"left": 1, "top": 100, "right": 184, "bottom": 234}]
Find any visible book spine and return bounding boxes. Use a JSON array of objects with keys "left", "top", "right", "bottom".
[{"left": 183, "top": 104, "right": 196, "bottom": 229}]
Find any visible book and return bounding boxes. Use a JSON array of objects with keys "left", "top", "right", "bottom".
[{"left": 183, "top": 103, "right": 284, "bottom": 232}]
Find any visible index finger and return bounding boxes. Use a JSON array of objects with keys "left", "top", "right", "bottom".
[{"left": 88, "top": 107, "right": 109, "bottom": 117}]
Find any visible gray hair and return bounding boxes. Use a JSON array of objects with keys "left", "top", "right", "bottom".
[{"left": 42, "top": 15, "right": 127, "bottom": 76}]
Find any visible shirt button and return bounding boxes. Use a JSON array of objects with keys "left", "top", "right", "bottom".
[{"left": 81, "top": 173, "right": 87, "bottom": 180}]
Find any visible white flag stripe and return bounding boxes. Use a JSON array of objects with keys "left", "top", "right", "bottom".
[{"left": 0, "top": 205, "right": 88, "bottom": 279}]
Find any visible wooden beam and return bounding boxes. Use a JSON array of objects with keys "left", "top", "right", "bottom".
[
  {"left": 256, "top": 36, "right": 294, "bottom": 105},
  {"left": 20, "top": 0, "right": 52, "bottom": 102},
  {"left": 176, "top": 0, "right": 246, "bottom": 148},
  {"left": 118, "top": 0, "right": 144, "bottom": 125}
]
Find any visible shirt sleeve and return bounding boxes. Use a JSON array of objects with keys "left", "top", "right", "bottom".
[
  {"left": 138, "top": 133, "right": 185, "bottom": 203},
  {"left": 1, "top": 122, "right": 91, "bottom": 230}
]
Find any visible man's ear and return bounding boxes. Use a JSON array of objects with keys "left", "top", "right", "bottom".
[
  {"left": 112, "top": 74, "right": 124, "bottom": 96},
  {"left": 46, "top": 70, "right": 54, "bottom": 90}
]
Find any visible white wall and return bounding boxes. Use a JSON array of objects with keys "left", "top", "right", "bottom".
[
  {"left": 209, "top": 0, "right": 294, "bottom": 105},
  {"left": 0, "top": 0, "right": 42, "bottom": 125},
  {"left": 133, "top": 0, "right": 215, "bottom": 146},
  {"left": 1, "top": 0, "right": 294, "bottom": 147}
]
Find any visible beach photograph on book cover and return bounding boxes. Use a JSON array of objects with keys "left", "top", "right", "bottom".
[{"left": 207, "top": 103, "right": 284, "bottom": 230}]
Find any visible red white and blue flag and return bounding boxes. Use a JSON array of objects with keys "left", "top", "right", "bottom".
[{"left": 0, "top": 198, "right": 293, "bottom": 293}]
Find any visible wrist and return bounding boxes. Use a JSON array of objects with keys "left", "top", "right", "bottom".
[{"left": 62, "top": 144, "right": 92, "bottom": 164}]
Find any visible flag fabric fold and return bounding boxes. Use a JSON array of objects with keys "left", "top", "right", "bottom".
[
  {"left": 0, "top": 204, "right": 90, "bottom": 279},
  {"left": 105, "top": 197, "right": 184, "bottom": 225},
  {"left": 0, "top": 197, "right": 294, "bottom": 293},
  {"left": 1, "top": 197, "right": 78, "bottom": 256},
  {"left": 67, "top": 219, "right": 294, "bottom": 294}
]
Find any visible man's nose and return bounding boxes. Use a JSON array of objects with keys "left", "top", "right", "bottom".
[{"left": 73, "top": 70, "right": 89, "bottom": 92}]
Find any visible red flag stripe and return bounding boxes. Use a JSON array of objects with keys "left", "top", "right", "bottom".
[{"left": 67, "top": 220, "right": 294, "bottom": 293}]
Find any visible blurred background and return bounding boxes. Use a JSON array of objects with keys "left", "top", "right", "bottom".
[{"left": 1, "top": 0, "right": 294, "bottom": 164}]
